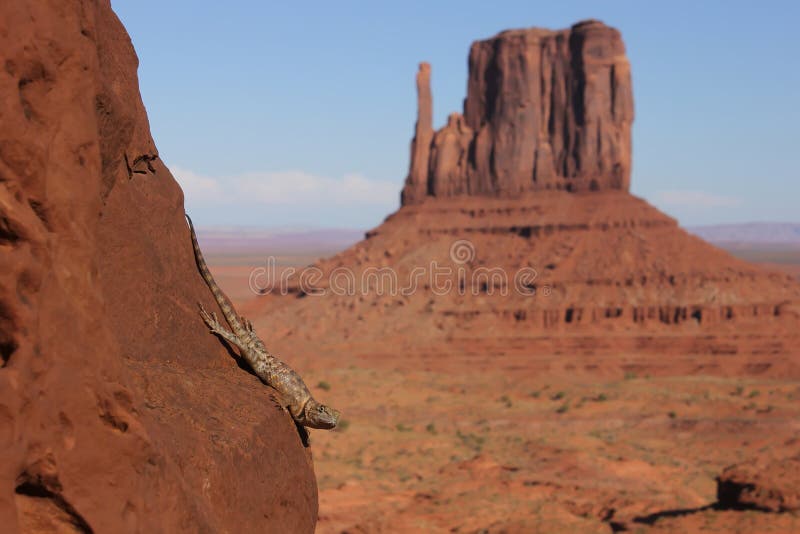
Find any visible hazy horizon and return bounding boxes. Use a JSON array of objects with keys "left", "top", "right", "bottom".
[
  {"left": 113, "top": 1, "right": 800, "bottom": 230},
  {"left": 192, "top": 220, "right": 800, "bottom": 232}
]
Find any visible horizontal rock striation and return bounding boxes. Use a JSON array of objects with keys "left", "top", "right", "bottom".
[{"left": 257, "top": 192, "right": 800, "bottom": 362}]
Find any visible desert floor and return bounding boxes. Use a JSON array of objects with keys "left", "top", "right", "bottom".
[{"left": 206, "top": 244, "right": 800, "bottom": 533}]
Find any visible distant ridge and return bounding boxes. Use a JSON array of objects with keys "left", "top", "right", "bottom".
[
  {"left": 688, "top": 223, "right": 800, "bottom": 244},
  {"left": 196, "top": 222, "right": 800, "bottom": 255}
]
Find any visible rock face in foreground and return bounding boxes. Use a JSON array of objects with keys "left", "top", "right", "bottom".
[
  {"left": 401, "top": 20, "right": 633, "bottom": 205},
  {"left": 0, "top": 1, "right": 316, "bottom": 532}
]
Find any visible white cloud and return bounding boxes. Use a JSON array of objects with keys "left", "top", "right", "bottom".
[
  {"left": 654, "top": 189, "right": 743, "bottom": 208},
  {"left": 171, "top": 165, "right": 397, "bottom": 207},
  {"left": 169, "top": 165, "right": 399, "bottom": 227},
  {"left": 173, "top": 166, "right": 223, "bottom": 200}
]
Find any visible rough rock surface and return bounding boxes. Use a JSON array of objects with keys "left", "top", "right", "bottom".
[
  {"left": 717, "top": 456, "right": 800, "bottom": 512},
  {"left": 401, "top": 62, "right": 434, "bottom": 205},
  {"left": 401, "top": 20, "right": 633, "bottom": 204},
  {"left": 0, "top": 1, "right": 316, "bottom": 532}
]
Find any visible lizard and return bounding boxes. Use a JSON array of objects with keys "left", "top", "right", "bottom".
[{"left": 185, "top": 213, "right": 340, "bottom": 430}]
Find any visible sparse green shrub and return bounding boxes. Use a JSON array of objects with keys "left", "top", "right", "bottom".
[
  {"left": 317, "top": 380, "right": 331, "bottom": 391},
  {"left": 556, "top": 403, "right": 570, "bottom": 414},
  {"left": 425, "top": 423, "right": 437, "bottom": 434},
  {"left": 624, "top": 371, "right": 637, "bottom": 380},
  {"left": 456, "top": 430, "right": 485, "bottom": 451},
  {"left": 551, "top": 391, "right": 566, "bottom": 401},
  {"left": 396, "top": 423, "right": 412, "bottom": 432}
]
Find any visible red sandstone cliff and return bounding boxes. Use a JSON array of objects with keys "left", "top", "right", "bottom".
[
  {"left": 401, "top": 20, "right": 633, "bottom": 204},
  {"left": 0, "top": 1, "right": 316, "bottom": 531}
]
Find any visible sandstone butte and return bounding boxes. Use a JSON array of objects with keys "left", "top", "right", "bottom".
[
  {"left": 402, "top": 20, "right": 633, "bottom": 204},
  {"left": 254, "top": 20, "right": 800, "bottom": 364},
  {"left": 0, "top": 1, "right": 317, "bottom": 532}
]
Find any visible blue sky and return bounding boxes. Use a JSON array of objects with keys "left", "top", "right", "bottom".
[{"left": 112, "top": 1, "right": 799, "bottom": 229}]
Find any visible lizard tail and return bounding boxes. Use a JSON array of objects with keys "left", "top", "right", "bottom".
[{"left": 185, "top": 213, "right": 246, "bottom": 335}]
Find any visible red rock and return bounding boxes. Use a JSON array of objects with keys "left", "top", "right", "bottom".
[
  {"left": 401, "top": 20, "right": 634, "bottom": 204},
  {"left": 717, "top": 456, "right": 800, "bottom": 512},
  {"left": 401, "top": 62, "right": 434, "bottom": 205},
  {"left": 428, "top": 113, "right": 473, "bottom": 198},
  {"left": 0, "top": 1, "right": 316, "bottom": 531}
]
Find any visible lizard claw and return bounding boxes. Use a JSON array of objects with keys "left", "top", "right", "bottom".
[
  {"left": 198, "top": 302, "right": 210, "bottom": 322},
  {"left": 198, "top": 303, "right": 221, "bottom": 333}
]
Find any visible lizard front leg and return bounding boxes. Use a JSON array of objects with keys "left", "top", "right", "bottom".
[{"left": 198, "top": 303, "right": 246, "bottom": 349}]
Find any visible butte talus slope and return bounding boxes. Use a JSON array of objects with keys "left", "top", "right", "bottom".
[
  {"left": 0, "top": 1, "right": 316, "bottom": 532},
  {"left": 253, "top": 20, "right": 800, "bottom": 364}
]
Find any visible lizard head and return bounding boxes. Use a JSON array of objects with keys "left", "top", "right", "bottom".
[{"left": 302, "top": 400, "right": 341, "bottom": 429}]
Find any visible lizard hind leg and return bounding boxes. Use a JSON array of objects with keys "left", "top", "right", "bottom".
[
  {"left": 198, "top": 303, "right": 243, "bottom": 348},
  {"left": 198, "top": 302, "right": 222, "bottom": 332}
]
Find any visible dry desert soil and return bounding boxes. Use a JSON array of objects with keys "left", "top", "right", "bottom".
[{"left": 205, "top": 243, "right": 800, "bottom": 533}]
